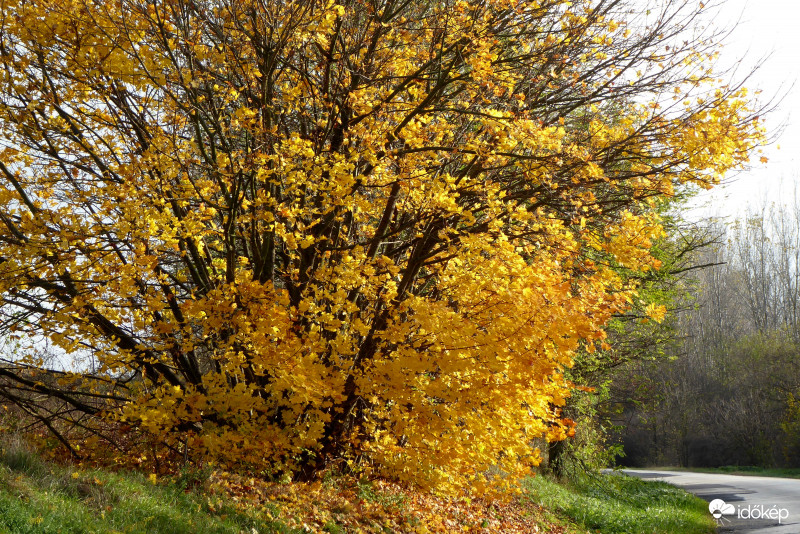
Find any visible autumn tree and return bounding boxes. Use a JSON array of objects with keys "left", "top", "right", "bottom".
[{"left": 0, "top": 0, "right": 763, "bottom": 491}]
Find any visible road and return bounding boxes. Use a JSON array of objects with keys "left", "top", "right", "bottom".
[{"left": 622, "top": 469, "right": 800, "bottom": 533}]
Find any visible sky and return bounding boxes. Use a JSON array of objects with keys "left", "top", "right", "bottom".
[{"left": 687, "top": 0, "right": 800, "bottom": 220}]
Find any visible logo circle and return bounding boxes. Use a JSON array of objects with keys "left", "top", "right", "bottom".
[{"left": 709, "top": 499, "right": 727, "bottom": 519}]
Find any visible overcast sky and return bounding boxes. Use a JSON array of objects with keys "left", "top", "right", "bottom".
[{"left": 687, "top": 0, "right": 800, "bottom": 219}]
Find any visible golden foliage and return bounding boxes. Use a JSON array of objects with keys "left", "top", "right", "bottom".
[{"left": 0, "top": 0, "right": 763, "bottom": 492}]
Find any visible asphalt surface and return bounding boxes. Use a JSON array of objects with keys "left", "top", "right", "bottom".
[{"left": 622, "top": 469, "right": 800, "bottom": 533}]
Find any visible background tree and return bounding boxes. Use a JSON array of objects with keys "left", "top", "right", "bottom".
[
  {"left": 0, "top": 0, "right": 763, "bottom": 491},
  {"left": 617, "top": 197, "right": 800, "bottom": 468}
]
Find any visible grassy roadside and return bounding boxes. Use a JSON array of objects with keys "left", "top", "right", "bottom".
[
  {"left": 522, "top": 472, "right": 717, "bottom": 534},
  {"left": 638, "top": 465, "right": 800, "bottom": 479},
  {"left": 0, "top": 438, "right": 585, "bottom": 534},
  {"left": 0, "top": 439, "right": 714, "bottom": 533},
  {"left": 0, "top": 440, "right": 291, "bottom": 534}
]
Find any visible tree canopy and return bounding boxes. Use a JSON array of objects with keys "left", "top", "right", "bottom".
[{"left": 0, "top": 0, "right": 763, "bottom": 492}]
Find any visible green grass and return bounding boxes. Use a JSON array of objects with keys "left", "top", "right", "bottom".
[
  {"left": 522, "top": 472, "right": 716, "bottom": 534},
  {"left": 0, "top": 440, "right": 298, "bottom": 534},
  {"left": 641, "top": 465, "right": 800, "bottom": 479}
]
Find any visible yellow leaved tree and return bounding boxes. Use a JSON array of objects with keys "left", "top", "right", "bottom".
[{"left": 0, "top": 0, "right": 762, "bottom": 492}]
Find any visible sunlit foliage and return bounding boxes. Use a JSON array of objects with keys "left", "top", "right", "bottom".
[{"left": 0, "top": 0, "right": 762, "bottom": 492}]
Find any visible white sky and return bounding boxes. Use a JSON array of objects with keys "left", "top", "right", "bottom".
[{"left": 687, "top": 0, "right": 800, "bottom": 219}]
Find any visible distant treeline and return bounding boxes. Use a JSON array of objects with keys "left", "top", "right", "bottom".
[{"left": 614, "top": 199, "right": 800, "bottom": 468}]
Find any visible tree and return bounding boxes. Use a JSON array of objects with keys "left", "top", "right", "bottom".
[
  {"left": 0, "top": 0, "right": 762, "bottom": 492},
  {"left": 546, "top": 192, "right": 726, "bottom": 476}
]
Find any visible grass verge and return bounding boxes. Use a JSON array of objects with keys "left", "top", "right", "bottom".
[
  {"left": 0, "top": 437, "right": 585, "bottom": 534},
  {"left": 522, "top": 471, "right": 716, "bottom": 534},
  {"left": 0, "top": 438, "right": 295, "bottom": 534},
  {"left": 0, "top": 437, "right": 715, "bottom": 533}
]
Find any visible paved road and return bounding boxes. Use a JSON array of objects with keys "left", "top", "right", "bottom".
[{"left": 622, "top": 469, "right": 800, "bottom": 533}]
